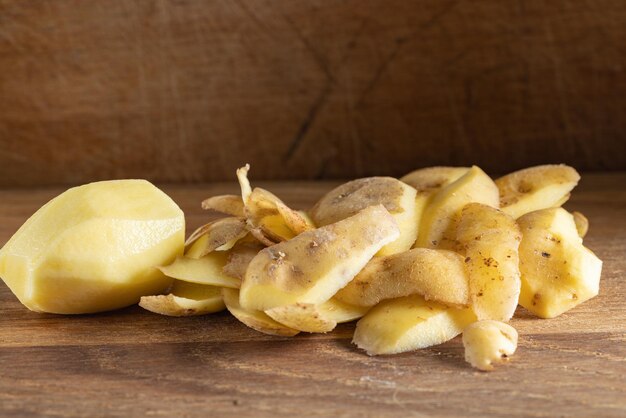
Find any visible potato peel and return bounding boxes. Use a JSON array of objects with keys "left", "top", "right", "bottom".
[
  {"left": 139, "top": 281, "right": 225, "bottom": 317},
  {"left": 185, "top": 217, "right": 248, "bottom": 258},
  {"left": 236, "top": 165, "right": 314, "bottom": 244},
  {"left": 201, "top": 194, "right": 245, "bottom": 217},
  {"left": 222, "top": 288, "right": 300, "bottom": 337}
]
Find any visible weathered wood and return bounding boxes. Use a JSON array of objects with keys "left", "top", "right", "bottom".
[
  {"left": 1, "top": 1, "right": 626, "bottom": 187},
  {"left": 0, "top": 174, "right": 625, "bottom": 417}
]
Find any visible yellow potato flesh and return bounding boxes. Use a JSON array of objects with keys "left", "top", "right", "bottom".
[
  {"left": 517, "top": 208, "right": 602, "bottom": 318},
  {"left": 415, "top": 166, "right": 499, "bottom": 250},
  {"left": 353, "top": 295, "right": 476, "bottom": 355},
  {"left": 158, "top": 252, "right": 241, "bottom": 289},
  {"left": 239, "top": 205, "right": 400, "bottom": 311},
  {"left": 139, "top": 281, "right": 225, "bottom": 317},
  {"left": 0, "top": 180, "right": 184, "bottom": 314}
]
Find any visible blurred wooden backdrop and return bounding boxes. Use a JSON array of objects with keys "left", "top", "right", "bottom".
[{"left": 0, "top": 0, "right": 625, "bottom": 187}]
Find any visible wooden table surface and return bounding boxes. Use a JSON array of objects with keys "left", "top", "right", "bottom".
[{"left": 1, "top": 174, "right": 625, "bottom": 418}]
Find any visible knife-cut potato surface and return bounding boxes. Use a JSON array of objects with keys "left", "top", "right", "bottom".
[
  {"left": 184, "top": 217, "right": 248, "bottom": 258},
  {"left": 158, "top": 252, "right": 241, "bottom": 289},
  {"left": 517, "top": 208, "right": 602, "bottom": 318},
  {"left": 0, "top": 180, "right": 184, "bottom": 314},
  {"left": 457, "top": 203, "right": 521, "bottom": 322},
  {"left": 415, "top": 166, "right": 499, "bottom": 250},
  {"left": 463, "top": 320, "right": 518, "bottom": 371},
  {"left": 353, "top": 295, "right": 476, "bottom": 355},
  {"left": 335, "top": 248, "right": 469, "bottom": 308},
  {"left": 310, "top": 177, "right": 418, "bottom": 256},
  {"left": 239, "top": 205, "right": 400, "bottom": 311},
  {"left": 222, "top": 288, "right": 299, "bottom": 337},
  {"left": 139, "top": 281, "right": 225, "bottom": 317},
  {"left": 496, "top": 164, "right": 580, "bottom": 219}
]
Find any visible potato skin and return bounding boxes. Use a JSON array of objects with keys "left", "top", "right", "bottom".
[
  {"left": 335, "top": 248, "right": 469, "bottom": 308},
  {"left": 457, "top": 203, "right": 521, "bottom": 322},
  {"left": 240, "top": 205, "right": 400, "bottom": 311},
  {"left": 463, "top": 320, "right": 518, "bottom": 371}
]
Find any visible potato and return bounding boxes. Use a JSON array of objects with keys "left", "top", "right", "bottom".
[
  {"left": 496, "top": 164, "right": 580, "bottom": 219},
  {"left": 517, "top": 208, "right": 602, "bottom": 318},
  {"left": 265, "top": 303, "right": 336, "bottom": 333},
  {"left": 239, "top": 205, "right": 400, "bottom": 311},
  {"left": 237, "top": 165, "right": 314, "bottom": 245},
  {"left": 415, "top": 166, "right": 499, "bottom": 250},
  {"left": 222, "top": 288, "right": 299, "bottom": 337},
  {"left": 400, "top": 167, "right": 470, "bottom": 249},
  {"left": 572, "top": 211, "right": 589, "bottom": 238},
  {"left": 184, "top": 217, "right": 248, "bottom": 258},
  {"left": 0, "top": 180, "right": 184, "bottom": 314},
  {"left": 139, "top": 281, "right": 225, "bottom": 317},
  {"left": 222, "top": 242, "right": 265, "bottom": 280},
  {"left": 463, "top": 320, "right": 518, "bottom": 371},
  {"left": 353, "top": 295, "right": 476, "bottom": 355},
  {"left": 201, "top": 194, "right": 245, "bottom": 217},
  {"left": 334, "top": 248, "right": 469, "bottom": 308},
  {"left": 309, "top": 177, "right": 418, "bottom": 256},
  {"left": 456, "top": 203, "right": 521, "bottom": 322},
  {"left": 158, "top": 252, "right": 241, "bottom": 289},
  {"left": 265, "top": 298, "right": 369, "bottom": 333},
  {"left": 400, "top": 166, "right": 469, "bottom": 192}
]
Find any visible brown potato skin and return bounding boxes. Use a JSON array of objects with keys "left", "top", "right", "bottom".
[{"left": 335, "top": 248, "right": 469, "bottom": 308}]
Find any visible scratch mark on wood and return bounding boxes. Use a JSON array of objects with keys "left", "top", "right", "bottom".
[
  {"left": 283, "top": 83, "right": 332, "bottom": 162},
  {"left": 357, "top": 0, "right": 460, "bottom": 106}
]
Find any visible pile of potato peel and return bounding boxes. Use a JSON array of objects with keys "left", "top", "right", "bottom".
[{"left": 140, "top": 164, "right": 602, "bottom": 371}]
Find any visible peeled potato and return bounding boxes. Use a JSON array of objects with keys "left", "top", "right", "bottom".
[
  {"left": 457, "top": 203, "right": 521, "bottom": 322},
  {"left": 139, "top": 281, "right": 225, "bottom": 317},
  {"left": 310, "top": 177, "right": 418, "bottom": 256},
  {"left": 265, "top": 298, "right": 369, "bottom": 333},
  {"left": 335, "top": 248, "right": 469, "bottom": 308},
  {"left": 239, "top": 205, "right": 400, "bottom": 311},
  {"left": 415, "top": 166, "right": 499, "bottom": 250},
  {"left": 496, "top": 164, "right": 580, "bottom": 219},
  {"left": 0, "top": 180, "right": 185, "bottom": 314},
  {"left": 517, "top": 208, "right": 602, "bottom": 318},
  {"left": 353, "top": 295, "right": 476, "bottom": 355},
  {"left": 237, "top": 164, "right": 314, "bottom": 245},
  {"left": 201, "top": 194, "right": 245, "bottom": 217},
  {"left": 463, "top": 320, "right": 518, "bottom": 371},
  {"left": 158, "top": 252, "right": 241, "bottom": 289},
  {"left": 222, "top": 288, "right": 299, "bottom": 337},
  {"left": 184, "top": 217, "right": 248, "bottom": 258}
]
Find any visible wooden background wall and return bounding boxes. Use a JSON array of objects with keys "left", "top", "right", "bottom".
[{"left": 0, "top": 0, "right": 625, "bottom": 187}]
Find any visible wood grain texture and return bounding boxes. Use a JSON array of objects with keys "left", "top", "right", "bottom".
[
  {"left": 0, "top": 174, "right": 625, "bottom": 417},
  {"left": 0, "top": 1, "right": 625, "bottom": 187}
]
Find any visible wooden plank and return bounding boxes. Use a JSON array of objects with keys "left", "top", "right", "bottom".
[
  {"left": 1, "top": 1, "right": 626, "bottom": 187},
  {"left": 0, "top": 174, "right": 625, "bottom": 417}
]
